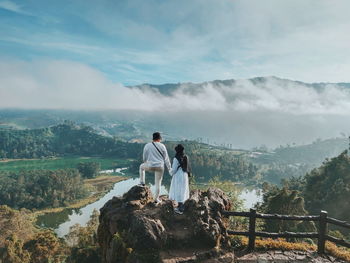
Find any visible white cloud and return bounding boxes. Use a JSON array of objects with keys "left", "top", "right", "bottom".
[
  {"left": 2, "top": 0, "right": 350, "bottom": 84},
  {"left": 1, "top": 59, "right": 350, "bottom": 116},
  {"left": 71, "top": 0, "right": 350, "bottom": 83},
  {"left": 0, "top": 0, "right": 30, "bottom": 15},
  {"left": 1, "top": 58, "right": 350, "bottom": 148}
]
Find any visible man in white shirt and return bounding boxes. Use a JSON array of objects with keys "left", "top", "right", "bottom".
[{"left": 139, "top": 132, "right": 172, "bottom": 203}]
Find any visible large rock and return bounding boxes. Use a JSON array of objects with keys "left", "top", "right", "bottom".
[{"left": 97, "top": 186, "right": 232, "bottom": 263}]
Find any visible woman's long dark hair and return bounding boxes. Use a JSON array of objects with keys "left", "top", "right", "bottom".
[{"left": 175, "top": 144, "right": 190, "bottom": 173}]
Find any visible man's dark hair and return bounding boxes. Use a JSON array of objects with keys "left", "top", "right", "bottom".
[{"left": 153, "top": 132, "right": 162, "bottom": 140}]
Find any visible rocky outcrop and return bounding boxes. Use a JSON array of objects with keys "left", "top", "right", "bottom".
[{"left": 97, "top": 186, "right": 232, "bottom": 263}]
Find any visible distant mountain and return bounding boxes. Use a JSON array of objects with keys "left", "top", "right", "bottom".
[
  {"left": 254, "top": 137, "right": 348, "bottom": 166},
  {"left": 245, "top": 137, "right": 349, "bottom": 185},
  {"left": 2, "top": 76, "right": 350, "bottom": 149},
  {"left": 128, "top": 76, "right": 350, "bottom": 96}
]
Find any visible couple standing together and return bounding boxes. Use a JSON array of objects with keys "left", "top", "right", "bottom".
[{"left": 139, "top": 132, "right": 191, "bottom": 214}]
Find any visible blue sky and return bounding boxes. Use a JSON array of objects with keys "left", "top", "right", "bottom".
[{"left": 1, "top": 0, "right": 350, "bottom": 85}]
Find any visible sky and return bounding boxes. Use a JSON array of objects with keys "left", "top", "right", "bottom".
[
  {"left": 1, "top": 0, "right": 350, "bottom": 147},
  {"left": 1, "top": 0, "right": 350, "bottom": 86}
]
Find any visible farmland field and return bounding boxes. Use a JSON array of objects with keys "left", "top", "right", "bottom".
[{"left": 0, "top": 156, "right": 135, "bottom": 172}]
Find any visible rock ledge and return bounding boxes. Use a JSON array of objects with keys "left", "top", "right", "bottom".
[{"left": 97, "top": 185, "right": 232, "bottom": 263}]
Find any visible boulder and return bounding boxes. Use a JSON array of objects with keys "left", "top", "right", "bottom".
[{"left": 97, "top": 185, "right": 232, "bottom": 263}]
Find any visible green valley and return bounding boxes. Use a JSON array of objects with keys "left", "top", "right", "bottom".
[{"left": 0, "top": 157, "right": 132, "bottom": 173}]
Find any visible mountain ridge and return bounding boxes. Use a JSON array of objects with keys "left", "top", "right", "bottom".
[{"left": 128, "top": 76, "right": 350, "bottom": 96}]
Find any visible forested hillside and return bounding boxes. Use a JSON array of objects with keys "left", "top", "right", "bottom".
[
  {"left": 303, "top": 151, "right": 350, "bottom": 222},
  {"left": 265, "top": 138, "right": 348, "bottom": 165},
  {"left": 0, "top": 169, "right": 88, "bottom": 209},
  {"left": 0, "top": 205, "right": 98, "bottom": 263},
  {"left": 0, "top": 122, "right": 142, "bottom": 159},
  {"left": 0, "top": 124, "right": 259, "bottom": 184},
  {"left": 252, "top": 137, "right": 348, "bottom": 184},
  {"left": 164, "top": 141, "right": 257, "bottom": 183},
  {"left": 260, "top": 151, "right": 350, "bottom": 237}
]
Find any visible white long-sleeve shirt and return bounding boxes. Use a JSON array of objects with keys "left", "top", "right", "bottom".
[{"left": 143, "top": 142, "right": 171, "bottom": 170}]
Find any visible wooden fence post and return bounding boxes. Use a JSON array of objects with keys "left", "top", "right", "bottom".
[
  {"left": 248, "top": 208, "right": 257, "bottom": 251},
  {"left": 318, "top": 210, "right": 328, "bottom": 254}
]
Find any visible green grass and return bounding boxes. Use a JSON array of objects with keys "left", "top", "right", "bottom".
[{"left": 0, "top": 156, "right": 134, "bottom": 172}]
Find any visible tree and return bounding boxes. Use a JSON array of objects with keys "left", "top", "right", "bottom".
[
  {"left": 0, "top": 169, "right": 88, "bottom": 209},
  {"left": 65, "top": 210, "right": 100, "bottom": 263},
  {"left": 77, "top": 162, "right": 101, "bottom": 178},
  {"left": 0, "top": 205, "right": 35, "bottom": 248},
  {"left": 65, "top": 209, "right": 99, "bottom": 248},
  {"left": 24, "top": 230, "right": 66, "bottom": 263},
  {"left": 2, "top": 235, "right": 31, "bottom": 263},
  {"left": 303, "top": 151, "right": 350, "bottom": 221},
  {"left": 258, "top": 186, "right": 316, "bottom": 234}
]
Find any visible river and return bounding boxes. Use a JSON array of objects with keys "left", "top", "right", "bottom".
[{"left": 36, "top": 177, "right": 262, "bottom": 237}]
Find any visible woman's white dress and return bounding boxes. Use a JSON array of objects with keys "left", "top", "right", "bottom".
[{"left": 168, "top": 157, "right": 190, "bottom": 203}]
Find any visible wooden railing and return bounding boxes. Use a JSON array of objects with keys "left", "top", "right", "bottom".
[{"left": 222, "top": 208, "right": 350, "bottom": 254}]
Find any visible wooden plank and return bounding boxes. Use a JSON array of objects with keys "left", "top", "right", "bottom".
[
  {"left": 255, "top": 231, "right": 319, "bottom": 238},
  {"left": 327, "top": 217, "right": 350, "bottom": 229},
  {"left": 227, "top": 230, "right": 250, "bottom": 236},
  {"left": 326, "top": 235, "right": 350, "bottom": 248},
  {"left": 257, "top": 213, "right": 319, "bottom": 221},
  {"left": 318, "top": 210, "right": 328, "bottom": 254},
  {"left": 248, "top": 208, "right": 256, "bottom": 251},
  {"left": 222, "top": 211, "right": 251, "bottom": 217},
  {"left": 222, "top": 211, "right": 319, "bottom": 221},
  {"left": 227, "top": 230, "right": 318, "bottom": 239}
]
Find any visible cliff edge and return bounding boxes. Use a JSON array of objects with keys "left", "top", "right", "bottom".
[{"left": 97, "top": 185, "right": 233, "bottom": 263}]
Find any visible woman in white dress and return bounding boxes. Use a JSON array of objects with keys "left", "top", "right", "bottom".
[{"left": 169, "top": 144, "right": 191, "bottom": 214}]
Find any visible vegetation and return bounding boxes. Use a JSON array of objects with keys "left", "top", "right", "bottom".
[
  {"left": 254, "top": 137, "right": 347, "bottom": 166},
  {"left": 325, "top": 241, "right": 350, "bottom": 262},
  {"left": 303, "top": 151, "right": 350, "bottom": 222},
  {"left": 258, "top": 163, "right": 310, "bottom": 185},
  {"left": 0, "top": 206, "right": 35, "bottom": 248},
  {"left": 204, "top": 178, "right": 251, "bottom": 234},
  {"left": 2, "top": 235, "right": 32, "bottom": 263},
  {"left": 164, "top": 141, "right": 259, "bottom": 183},
  {"left": 206, "top": 177, "right": 244, "bottom": 211},
  {"left": 65, "top": 210, "right": 100, "bottom": 263},
  {"left": 252, "top": 137, "right": 348, "bottom": 184},
  {"left": 0, "top": 109, "right": 147, "bottom": 141},
  {"left": 274, "top": 151, "right": 350, "bottom": 228},
  {"left": 0, "top": 124, "right": 259, "bottom": 184},
  {"left": 239, "top": 237, "right": 316, "bottom": 252},
  {"left": 257, "top": 186, "right": 316, "bottom": 235},
  {"left": 0, "top": 206, "right": 67, "bottom": 263},
  {"left": 0, "top": 169, "right": 88, "bottom": 210},
  {"left": 0, "top": 157, "right": 131, "bottom": 173},
  {"left": 0, "top": 205, "right": 101, "bottom": 263},
  {"left": 257, "top": 151, "right": 350, "bottom": 243},
  {"left": 0, "top": 122, "right": 142, "bottom": 159},
  {"left": 2, "top": 122, "right": 350, "bottom": 261},
  {"left": 23, "top": 230, "right": 67, "bottom": 263},
  {"left": 77, "top": 162, "right": 100, "bottom": 178},
  {"left": 34, "top": 175, "right": 125, "bottom": 216}
]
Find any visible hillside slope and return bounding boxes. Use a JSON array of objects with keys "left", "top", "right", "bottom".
[{"left": 0, "top": 122, "right": 142, "bottom": 159}]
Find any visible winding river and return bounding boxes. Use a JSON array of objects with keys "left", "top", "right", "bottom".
[{"left": 36, "top": 177, "right": 261, "bottom": 237}]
